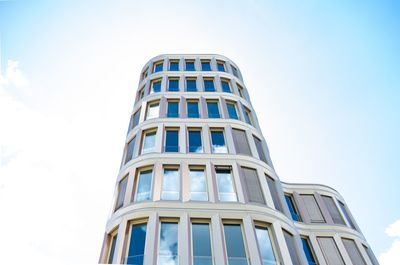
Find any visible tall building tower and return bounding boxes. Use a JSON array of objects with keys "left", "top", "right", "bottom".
[{"left": 99, "top": 54, "right": 379, "bottom": 265}]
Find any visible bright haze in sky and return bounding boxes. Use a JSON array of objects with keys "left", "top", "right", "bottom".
[{"left": 0, "top": 1, "right": 399, "bottom": 264}]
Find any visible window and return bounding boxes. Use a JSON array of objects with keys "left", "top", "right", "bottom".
[
  {"left": 211, "top": 130, "right": 227, "bottom": 153},
  {"left": 167, "top": 101, "right": 179, "bottom": 118},
  {"left": 188, "top": 129, "right": 203, "bottom": 153},
  {"left": 141, "top": 67, "right": 148, "bottom": 80},
  {"left": 283, "top": 230, "right": 301, "bottom": 265},
  {"left": 203, "top": 78, "right": 215, "bottom": 92},
  {"left": 301, "top": 194, "right": 325, "bottom": 223},
  {"left": 255, "top": 226, "right": 278, "bottom": 265},
  {"left": 107, "top": 232, "right": 118, "bottom": 264},
  {"left": 192, "top": 222, "right": 213, "bottom": 265},
  {"left": 168, "top": 78, "right": 179, "bottom": 92},
  {"left": 146, "top": 101, "right": 159, "bottom": 120},
  {"left": 253, "top": 136, "right": 267, "bottom": 164},
  {"left": 158, "top": 222, "right": 179, "bottom": 265},
  {"left": 186, "top": 78, "right": 197, "bottom": 92},
  {"left": 130, "top": 109, "right": 141, "bottom": 130},
  {"left": 153, "top": 61, "right": 163, "bottom": 73},
  {"left": 301, "top": 237, "right": 317, "bottom": 265},
  {"left": 317, "top": 237, "right": 345, "bottom": 265},
  {"left": 243, "top": 107, "right": 253, "bottom": 125},
  {"left": 221, "top": 79, "right": 231, "bottom": 93},
  {"left": 363, "top": 245, "right": 379, "bottom": 265},
  {"left": 201, "top": 60, "right": 211, "bottom": 71},
  {"left": 242, "top": 167, "right": 265, "bottom": 204},
  {"left": 190, "top": 168, "right": 208, "bottom": 201},
  {"left": 216, "top": 167, "right": 237, "bottom": 202},
  {"left": 125, "top": 136, "right": 136, "bottom": 164},
  {"left": 141, "top": 130, "right": 156, "bottom": 154},
  {"left": 342, "top": 238, "right": 367, "bottom": 265},
  {"left": 231, "top": 65, "right": 239, "bottom": 77},
  {"left": 226, "top": 102, "right": 239, "bottom": 120},
  {"left": 165, "top": 129, "right": 179, "bottom": 152},
  {"left": 217, "top": 61, "right": 225, "bottom": 72},
  {"left": 125, "top": 223, "right": 147, "bottom": 265},
  {"left": 187, "top": 101, "right": 200, "bottom": 118},
  {"left": 134, "top": 169, "right": 153, "bottom": 202},
  {"left": 151, "top": 79, "right": 162, "bottom": 93},
  {"left": 138, "top": 87, "right": 145, "bottom": 100},
  {"left": 266, "top": 176, "right": 283, "bottom": 212},
  {"left": 223, "top": 223, "right": 248, "bottom": 265},
  {"left": 185, "top": 60, "right": 195, "bottom": 71},
  {"left": 237, "top": 84, "right": 245, "bottom": 98},
  {"left": 321, "top": 195, "right": 345, "bottom": 225},
  {"left": 207, "top": 101, "right": 220, "bottom": 118},
  {"left": 115, "top": 176, "right": 128, "bottom": 211},
  {"left": 338, "top": 201, "right": 356, "bottom": 229},
  {"left": 232, "top": 129, "right": 251, "bottom": 156},
  {"left": 161, "top": 168, "right": 180, "bottom": 200},
  {"left": 285, "top": 194, "right": 301, "bottom": 221},
  {"left": 169, "top": 60, "right": 179, "bottom": 71}
]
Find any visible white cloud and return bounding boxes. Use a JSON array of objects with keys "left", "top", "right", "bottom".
[
  {"left": 379, "top": 219, "right": 400, "bottom": 265},
  {"left": 0, "top": 60, "right": 29, "bottom": 87}
]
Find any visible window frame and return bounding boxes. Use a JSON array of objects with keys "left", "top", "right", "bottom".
[
  {"left": 191, "top": 219, "right": 214, "bottom": 265},
  {"left": 185, "top": 60, "right": 195, "bottom": 71},
  {"left": 221, "top": 220, "right": 250, "bottom": 265},
  {"left": 146, "top": 100, "right": 160, "bottom": 120},
  {"left": 165, "top": 127, "right": 180, "bottom": 152},
  {"left": 168, "top": 77, "right": 180, "bottom": 92},
  {"left": 150, "top": 78, "right": 162, "bottom": 93},
  {"left": 161, "top": 166, "right": 181, "bottom": 201},
  {"left": 226, "top": 101, "right": 239, "bottom": 120},
  {"left": 187, "top": 128, "right": 203, "bottom": 153},
  {"left": 124, "top": 219, "right": 148, "bottom": 265},
  {"left": 187, "top": 100, "right": 200, "bottom": 118},
  {"left": 132, "top": 167, "right": 154, "bottom": 202},
  {"left": 157, "top": 219, "right": 180, "bottom": 265},
  {"left": 215, "top": 166, "right": 237, "bottom": 202},
  {"left": 217, "top": 60, "right": 226, "bottom": 72},
  {"left": 189, "top": 166, "right": 208, "bottom": 201},
  {"left": 186, "top": 77, "right": 197, "bottom": 92},
  {"left": 169, "top": 59, "right": 180, "bottom": 71},
  {"left": 107, "top": 228, "right": 119, "bottom": 264},
  {"left": 210, "top": 129, "right": 228, "bottom": 154},
  {"left": 284, "top": 193, "right": 302, "bottom": 222},
  {"left": 141, "top": 129, "right": 157, "bottom": 154},
  {"left": 206, "top": 100, "right": 221, "bottom": 118},
  {"left": 254, "top": 221, "right": 280, "bottom": 265},
  {"left": 201, "top": 60, "right": 211, "bottom": 71},
  {"left": 221, "top": 78, "right": 231, "bottom": 93},
  {"left": 153, "top": 60, "right": 163, "bottom": 73},
  {"left": 167, "top": 100, "right": 180, "bottom": 118},
  {"left": 203, "top": 77, "right": 215, "bottom": 92}
]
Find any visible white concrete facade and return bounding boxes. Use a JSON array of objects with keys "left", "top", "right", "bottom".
[{"left": 99, "top": 54, "right": 379, "bottom": 265}]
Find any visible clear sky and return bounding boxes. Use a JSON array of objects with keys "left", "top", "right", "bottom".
[{"left": 0, "top": 0, "right": 399, "bottom": 264}]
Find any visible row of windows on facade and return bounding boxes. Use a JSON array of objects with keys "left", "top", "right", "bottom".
[
  {"left": 124, "top": 126, "right": 266, "bottom": 165},
  {"left": 106, "top": 216, "right": 376, "bottom": 265},
  {"left": 136, "top": 75, "right": 248, "bottom": 103},
  {"left": 115, "top": 163, "right": 356, "bottom": 232},
  {"left": 128, "top": 97, "right": 255, "bottom": 133},
  {"left": 141, "top": 58, "right": 240, "bottom": 80}
]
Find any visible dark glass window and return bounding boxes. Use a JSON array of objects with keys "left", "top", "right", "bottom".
[
  {"left": 243, "top": 108, "right": 253, "bottom": 125},
  {"left": 159, "top": 222, "right": 178, "bottom": 265},
  {"left": 115, "top": 176, "right": 128, "bottom": 211},
  {"left": 237, "top": 84, "right": 245, "bottom": 98},
  {"left": 217, "top": 61, "right": 225, "bottom": 72},
  {"left": 221, "top": 80, "right": 231, "bottom": 93},
  {"left": 154, "top": 62, "right": 163, "bottom": 73},
  {"left": 302, "top": 237, "right": 317, "bottom": 265},
  {"left": 255, "top": 226, "right": 277, "bottom": 265},
  {"left": 339, "top": 201, "right": 356, "bottom": 229},
  {"left": 185, "top": 60, "right": 195, "bottom": 71},
  {"left": 187, "top": 101, "right": 199, "bottom": 118},
  {"left": 167, "top": 101, "right": 179, "bottom": 118},
  {"left": 231, "top": 65, "right": 239, "bottom": 77},
  {"left": 232, "top": 129, "right": 251, "bottom": 156},
  {"left": 108, "top": 233, "right": 118, "bottom": 263},
  {"left": 165, "top": 130, "right": 179, "bottom": 152},
  {"left": 151, "top": 80, "right": 161, "bottom": 93},
  {"left": 227, "top": 103, "right": 238, "bottom": 120},
  {"left": 223, "top": 224, "right": 248, "bottom": 265},
  {"left": 125, "top": 137, "right": 136, "bottom": 164},
  {"left": 203, "top": 79, "right": 215, "bottom": 92},
  {"left": 192, "top": 223, "right": 213, "bottom": 265},
  {"left": 207, "top": 101, "right": 220, "bottom": 118},
  {"left": 283, "top": 230, "right": 301, "bottom": 265},
  {"left": 285, "top": 194, "right": 301, "bottom": 221},
  {"left": 253, "top": 136, "right": 267, "bottom": 163},
  {"left": 211, "top": 130, "right": 227, "bottom": 153},
  {"left": 125, "top": 223, "right": 147, "bottom": 265},
  {"left": 266, "top": 175, "right": 283, "bottom": 212},
  {"left": 168, "top": 79, "right": 179, "bottom": 92},
  {"left": 186, "top": 78, "right": 197, "bottom": 92},
  {"left": 188, "top": 130, "right": 202, "bottom": 153},
  {"left": 242, "top": 167, "right": 265, "bottom": 204},
  {"left": 201, "top": 60, "right": 211, "bottom": 71},
  {"left": 169, "top": 60, "right": 179, "bottom": 71}
]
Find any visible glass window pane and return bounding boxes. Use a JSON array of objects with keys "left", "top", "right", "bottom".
[
  {"left": 154, "top": 62, "right": 163, "bottom": 73},
  {"left": 216, "top": 168, "right": 237, "bottom": 202},
  {"left": 167, "top": 102, "right": 179, "bottom": 118},
  {"left": 283, "top": 230, "right": 301, "bottom": 265},
  {"left": 186, "top": 79, "right": 197, "bottom": 91},
  {"left": 190, "top": 169, "right": 208, "bottom": 201},
  {"left": 204, "top": 79, "right": 215, "bottom": 92},
  {"left": 217, "top": 62, "right": 225, "bottom": 72},
  {"left": 254, "top": 136, "right": 267, "bottom": 163},
  {"left": 192, "top": 223, "right": 213, "bottom": 265},
  {"left": 302, "top": 238, "right": 317, "bottom": 265},
  {"left": 125, "top": 137, "right": 136, "bottom": 164},
  {"left": 221, "top": 80, "right": 231, "bottom": 93},
  {"left": 135, "top": 170, "right": 152, "bottom": 201},
  {"left": 189, "top": 130, "right": 202, "bottom": 153},
  {"left": 108, "top": 234, "right": 118, "bottom": 264},
  {"left": 338, "top": 201, "right": 356, "bottom": 229},
  {"left": 165, "top": 130, "right": 179, "bottom": 152},
  {"left": 152, "top": 80, "right": 161, "bottom": 93},
  {"left": 207, "top": 102, "right": 220, "bottom": 118},
  {"left": 211, "top": 131, "right": 227, "bottom": 153},
  {"left": 187, "top": 102, "right": 200, "bottom": 118},
  {"left": 285, "top": 195, "right": 301, "bottom": 221},
  {"left": 142, "top": 132, "right": 156, "bottom": 154},
  {"left": 227, "top": 103, "right": 238, "bottom": 119},
  {"left": 223, "top": 224, "right": 248, "bottom": 265},
  {"left": 161, "top": 169, "right": 180, "bottom": 200},
  {"left": 266, "top": 176, "right": 283, "bottom": 212},
  {"left": 242, "top": 167, "right": 264, "bottom": 204},
  {"left": 322, "top": 196, "right": 345, "bottom": 225},
  {"left": 169, "top": 61, "right": 179, "bottom": 71},
  {"left": 201, "top": 61, "right": 211, "bottom": 71},
  {"left": 231, "top": 66, "right": 238, "bottom": 77},
  {"left": 232, "top": 129, "right": 251, "bottom": 156},
  {"left": 243, "top": 108, "right": 253, "bottom": 125},
  {"left": 168, "top": 79, "right": 179, "bottom": 92},
  {"left": 186, "top": 61, "right": 195, "bottom": 71},
  {"left": 255, "top": 226, "right": 277, "bottom": 265},
  {"left": 115, "top": 176, "right": 128, "bottom": 210},
  {"left": 126, "top": 223, "right": 147, "bottom": 265},
  {"left": 159, "top": 222, "right": 178, "bottom": 265},
  {"left": 147, "top": 103, "right": 159, "bottom": 119}
]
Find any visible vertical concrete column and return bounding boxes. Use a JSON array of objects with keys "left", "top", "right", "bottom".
[
  {"left": 215, "top": 75, "right": 222, "bottom": 93},
  {"left": 195, "top": 56, "right": 201, "bottom": 72},
  {"left": 124, "top": 167, "right": 137, "bottom": 205},
  {"left": 232, "top": 162, "right": 245, "bottom": 203},
  {"left": 162, "top": 57, "right": 168, "bottom": 72},
  {"left": 237, "top": 101, "right": 246, "bottom": 124},
  {"left": 179, "top": 56, "right": 184, "bottom": 71},
  {"left": 203, "top": 124, "right": 211, "bottom": 154},
  {"left": 180, "top": 96, "right": 187, "bottom": 118},
  {"left": 207, "top": 161, "right": 217, "bottom": 203},
  {"left": 179, "top": 124, "right": 186, "bottom": 153},
  {"left": 113, "top": 217, "right": 128, "bottom": 264},
  {"left": 334, "top": 234, "right": 353, "bottom": 264},
  {"left": 98, "top": 233, "right": 108, "bottom": 263},
  {"left": 309, "top": 234, "right": 327, "bottom": 265},
  {"left": 199, "top": 96, "right": 208, "bottom": 118},
  {"left": 225, "top": 125, "right": 236, "bottom": 154},
  {"left": 275, "top": 180, "right": 292, "bottom": 218},
  {"left": 355, "top": 240, "right": 373, "bottom": 265},
  {"left": 211, "top": 57, "right": 218, "bottom": 71},
  {"left": 243, "top": 215, "right": 262, "bottom": 265},
  {"left": 144, "top": 79, "right": 151, "bottom": 96},
  {"left": 219, "top": 97, "right": 229, "bottom": 119},
  {"left": 132, "top": 129, "right": 142, "bottom": 158},
  {"left": 179, "top": 74, "right": 185, "bottom": 92},
  {"left": 199, "top": 75, "right": 205, "bottom": 92},
  {"left": 153, "top": 162, "right": 163, "bottom": 201},
  {"left": 272, "top": 221, "right": 293, "bottom": 265},
  {"left": 179, "top": 213, "right": 190, "bottom": 265},
  {"left": 138, "top": 101, "right": 146, "bottom": 124},
  {"left": 161, "top": 75, "right": 168, "bottom": 92},
  {"left": 159, "top": 96, "right": 167, "bottom": 118},
  {"left": 293, "top": 192, "right": 311, "bottom": 224},
  {"left": 314, "top": 192, "right": 334, "bottom": 225},
  {"left": 155, "top": 123, "right": 164, "bottom": 153},
  {"left": 181, "top": 161, "right": 190, "bottom": 202},
  {"left": 211, "top": 214, "right": 227, "bottom": 265},
  {"left": 246, "top": 129, "right": 258, "bottom": 158},
  {"left": 144, "top": 212, "right": 158, "bottom": 265},
  {"left": 231, "top": 79, "right": 240, "bottom": 97}
]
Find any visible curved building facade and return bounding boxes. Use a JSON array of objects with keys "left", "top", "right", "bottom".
[{"left": 99, "top": 54, "right": 379, "bottom": 265}]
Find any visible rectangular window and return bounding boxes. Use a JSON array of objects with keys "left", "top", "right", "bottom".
[
  {"left": 207, "top": 101, "right": 220, "bottom": 118},
  {"left": 168, "top": 78, "right": 179, "bottom": 92},
  {"left": 232, "top": 129, "right": 251, "bottom": 156},
  {"left": 134, "top": 169, "right": 153, "bottom": 202},
  {"left": 132, "top": 109, "right": 141, "bottom": 129},
  {"left": 237, "top": 84, "right": 245, "bottom": 98},
  {"left": 321, "top": 195, "right": 345, "bottom": 225},
  {"left": 217, "top": 61, "right": 225, "bottom": 72},
  {"left": 107, "top": 232, "right": 118, "bottom": 264},
  {"left": 186, "top": 78, "right": 197, "bottom": 92},
  {"left": 146, "top": 101, "right": 159, "bottom": 120},
  {"left": 338, "top": 201, "right": 356, "bottom": 229},
  {"left": 301, "top": 194, "right": 325, "bottom": 223},
  {"left": 167, "top": 101, "right": 179, "bottom": 118},
  {"left": 141, "top": 67, "right": 148, "bottom": 80},
  {"left": 125, "top": 223, "right": 147, "bottom": 265},
  {"left": 266, "top": 175, "right": 283, "bottom": 212},
  {"left": 242, "top": 167, "right": 265, "bottom": 204},
  {"left": 223, "top": 223, "right": 248, "bottom": 265},
  {"left": 227, "top": 102, "right": 239, "bottom": 120},
  {"left": 165, "top": 129, "right": 179, "bottom": 152},
  {"left": 138, "top": 87, "right": 145, "bottom": 100},
  {"left": 285, "top": 194, "right": 301, "bottom": 222},
  {"left": 203, "top": 78, "right": 215, "bottom": 92},
  {"left": 342, "top": 238, "right": 366, "bottom": 265},
  {"left": 216, "top": 167, "right": 237, "bottom": 202},
  {"left": 161, "top": 168, "right": 180, "bottom": 200},
  {"left": 141, "top": 130, "right": 156, "bottom": 154},
  {"left": 158, "top": 222, "right": 179, "bottom": 265},
  {"left": 221, "top": 79, "right": 231, "bottom": 93},
  {"left": 243, "top": 107, "right": 253, "bottom": 125},
  {"left": 125, "top": 136, "right": 136, "bottom": 164},
  {"left": 169, "top": 60, "right": 179, "bottom": 71},
  {"left": 301, "top": 237, "right": 317, "bottom": 265},
  {"left": 231, "top": 65, "right": 239, "bottom": 77},
  {"left": 115, "top": 176, "right": 128, "bottom": 211},
  {"left": 201, "top": 60, "right": 211, "bottom": 71},
  {"left": 190, "top": 167, "right": 208, "bottom": 201},
  {"left": 192, "top": 222, "right": 213, "bottom": 265},
  {"left": 255, "top": 226, "right": 278, "bottom": 265},
  {"left": 151, "top": 79, "right": 162, "bottom": 93},
  {"left": 211, "top": 130, "right": 227, "bottom": 153},
  {"left": 153, "top": 61, "right": 163, "bottom": 73},
  {"left": 187, "top": 101, "right": 200, "bottom": 118},
  {"left": 188, "top": 129, "right": 203, "bottom": 153},
  {"left": 253, "top": 136, "right": 267, "bottom": 163},
  {"left": 317, "top": 237, "right": 345, "bottom": 265},
  {"left": 185, "top": 60, "right": 195, "bottom": 71},
  {"left": 283, "top": 230, "right": 301, "bottom": 265}
]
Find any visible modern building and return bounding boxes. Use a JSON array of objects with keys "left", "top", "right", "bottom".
[{"left": 99, "top": 54, "right": 379, "bottom": 265}]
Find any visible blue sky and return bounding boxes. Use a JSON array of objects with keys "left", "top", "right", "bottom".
[{"left": 0, "top": 0, "right": 399, "bottom": 264}]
